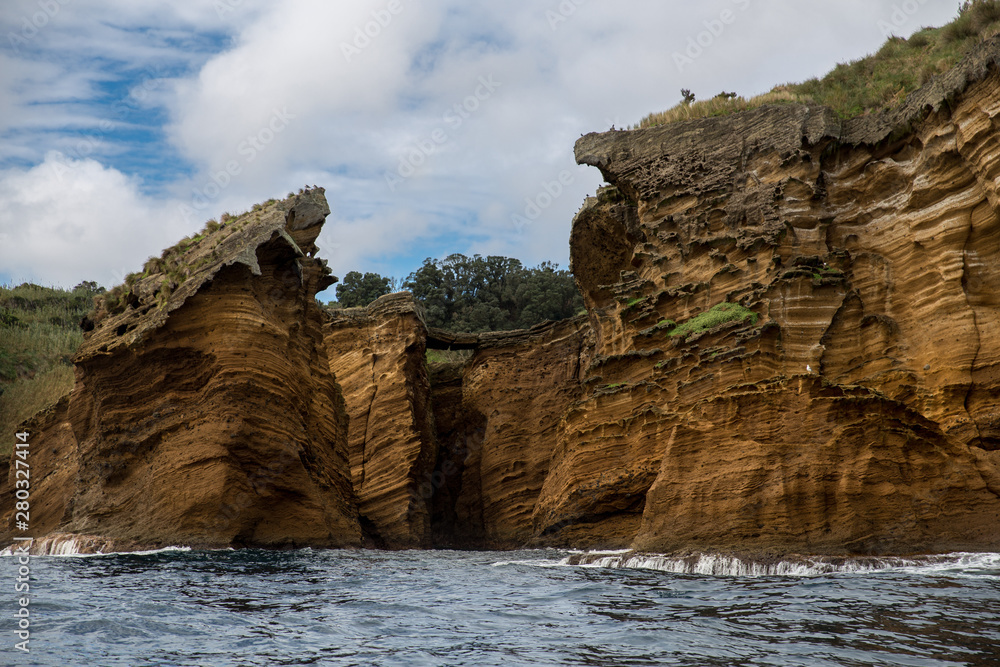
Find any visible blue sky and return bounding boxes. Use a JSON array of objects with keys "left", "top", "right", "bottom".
[{"left": 0, "top": 0, "right": 961, "bottom": 299}]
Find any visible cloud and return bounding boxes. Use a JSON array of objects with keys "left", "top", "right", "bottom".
[
  {"left": 0, "top": 152, "right": 184, "bottom": 287},
  {"left": 0, "top": 0, "right": 966, "bottom": 290}
]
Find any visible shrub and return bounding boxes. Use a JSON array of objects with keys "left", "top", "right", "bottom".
[
  {"left": 908, "top": 31, "right": 932, "bottom": 48},
  {"left": 425, "top": 349, "right": 473, "bottom": 365},
  {"left": 666, "top": 302, "right": 758, "bottom": 339},
  {"left": 637, "top": 3, "right": 1000, "bottom": 128},
  {"left": 943, "top": 13, "right": 976, "bottom": 43},
  {"left": 143, "top": 256, "right": 165, "bottom": 275}
]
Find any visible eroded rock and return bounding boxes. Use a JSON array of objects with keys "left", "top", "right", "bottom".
[
  {"left": 0, "top": 189, "right": 361, "bottom": 552},
  {"left": 542, "top": 37, "right": 1000, "bottom": 555}
]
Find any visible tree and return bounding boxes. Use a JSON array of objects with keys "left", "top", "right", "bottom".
[
  {"left": 404, "top": 254, "right": 584, "bottom": 332},
  {"left": 405, "top": 259, "right": 453, "bottom": 328},
  {"left": 335, "top": 271, "right": 392, "bottom": 308}
]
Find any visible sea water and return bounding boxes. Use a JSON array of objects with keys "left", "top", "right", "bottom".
[{"left": 2, "top": 548, "right": 998, "bottom": 666}]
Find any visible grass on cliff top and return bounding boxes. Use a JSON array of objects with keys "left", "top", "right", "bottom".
[
  {"left": 98, "top": 192, "right": 301, "bottom": 319},
  {"left": 637, "top": 0, "right": 1000, "bottom": 128},
  {"left": 665, "top": 302, "right": 758, "bottom": 340},
  {"left": 0, "top": 282, "right": 99, "bottom": 457}
]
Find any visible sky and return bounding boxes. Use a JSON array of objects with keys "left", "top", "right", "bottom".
[{"left": 0, "top": 0, "right": 962, "bottom": 299}]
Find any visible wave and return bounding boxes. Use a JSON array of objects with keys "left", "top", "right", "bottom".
[
  {"left": 495, "top": 550, "right": 1000, "bottom": 577},
  {"left": 0, "top": 533, "right": 192, "bottom": 558}
]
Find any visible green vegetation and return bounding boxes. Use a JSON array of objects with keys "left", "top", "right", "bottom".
[
  {"left": 407, "top": 254, "right": 583, "bottom": 332},
  {"left": 665, "top": 302, "right": 758, "bottom": 340},
  {"left": 101, "top": 211, "right": 251, "bottom": 318},
  {"left": 601, "top": 382, "right": 629, "bottom": 390},
  {"left": 425, "top": 348, "right": 474, "bottom": 365},
  {"left": 336, "top": 254, "right": 584, "bottom": 333},
  {"left": 638, "top": 0, "right": 1000, "bottom": 128},
  {"left": 335, "top": 271, "right": 394, "bottom": 308},
  {"left": 0, "top": 282, "right": 102, "bottom": 457}
]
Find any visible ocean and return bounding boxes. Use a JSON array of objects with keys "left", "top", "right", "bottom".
[{"left": 3, "top": 548, "right": 999, "bottom": 666}]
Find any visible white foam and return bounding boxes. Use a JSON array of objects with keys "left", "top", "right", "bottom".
[
  {"left": 492, "top": 550, "right": 1000, "bottom": 577},
  {"left": 491, "top": 558, "right": 569, "bottom": 568},
  {"left": 1, "top": 534, "right": 193, "bottom": 558},
  {"left": 574, "top": 551, "right": 1000, "bottom": 577}
]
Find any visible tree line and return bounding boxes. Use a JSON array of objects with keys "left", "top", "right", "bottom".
[{"left": 334, "top": 254, "right": 584, "bottom": 333}]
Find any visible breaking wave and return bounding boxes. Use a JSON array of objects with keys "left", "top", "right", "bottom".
[
  {"left": 0, "top": 533, "right": 192, "bottom": 557},
  {"left": 495, "top": 550, "right": 1000, "bottom": 577}
]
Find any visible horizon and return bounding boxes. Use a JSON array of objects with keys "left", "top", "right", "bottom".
[{"left": 0, "top": 0, "right": 962, "bottom": 300}]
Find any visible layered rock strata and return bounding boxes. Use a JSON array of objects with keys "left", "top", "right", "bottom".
[
  {"left": 545, "top": 37, "right": 1000, "bottom": 554},
  {"left": 324, "top": 294, "right": 437, "bottom": 548},
  {"left": 0, "top": 189, "right": 362, "bottom": 551},
  {"left": 444, "top": 318, "right": 590, "bottom": 548},
  {"left": 324, "top": 296, "right": 589, "bottom": 550}
]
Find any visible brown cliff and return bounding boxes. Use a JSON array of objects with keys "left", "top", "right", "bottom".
[
  {"left": 0, "top": 189, "right": 362, "bottom": 552},
  {"left": 546, "top": 36, "right": 1000, "bottom": 555},
  {"left": 323, "top": 295, "right": 589, "bottom": 550},
  {"left": 324, "top": 294, "right": 437, "bottom": 548},
  {"left": 441, "top": 318, "right": 590, "bottom": 548}
]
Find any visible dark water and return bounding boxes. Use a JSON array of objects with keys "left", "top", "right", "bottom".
[{"left": 3, "top": 548, "right": 999, "bottom": 666}]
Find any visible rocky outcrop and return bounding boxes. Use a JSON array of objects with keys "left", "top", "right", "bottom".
[
  {"left": 324, "top": 296, "right": 589, "bottom": 550},
  {"left": 442, "top": 318, "right": 590, "bottom": 548},
  {"left": 0, "top": 189, "right": 362, "bottom": 551},
  {"left": 544, "top": 36, "right": 1000, "bottom": 555},
  {"left": 324, "top": 294, "right": 437, "bottom": 548}
]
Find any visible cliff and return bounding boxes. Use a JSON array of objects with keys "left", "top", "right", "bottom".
[
  {"left": 553, "top": 36, "right": 1000, "bottom": 555},
  {"left": 324, "top": 294, "right": 437, "bottom": 548},
  {"left": 323, "top": 295, "right": 589, "bottom": 550},
  {"left": 442, "top": 318, "right": 590, "bottom": 548},
  {"left": 0, "top": 189, "right": 362, "bottom": 552}
]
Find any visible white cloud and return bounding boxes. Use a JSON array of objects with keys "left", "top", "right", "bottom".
[
  {"left": 0, "top": 153, "right": 185, "bottom": 287},
  {"left": 0, "top": 0, "right": 967, "bottom": 289}
]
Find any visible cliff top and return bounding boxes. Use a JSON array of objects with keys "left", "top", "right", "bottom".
[
  {"left": 577, "top": 33, "right": 1000, "bottom": 196},
  {"left": 81, "top": 187, "right": 332, "bottom": 359},
  {"left": 638, "top": 0, "right": 1000, "bottom": 129}
]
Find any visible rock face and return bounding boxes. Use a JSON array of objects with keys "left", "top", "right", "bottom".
[
  {"left": 0, "top": 189, "right": 362, "bottom": 551},
  {"left": 550, "top": 37, "right": 1000, "bottom": 555},
  {"left": 324, "top": 297, "right": 590, "bottom": 550},
  {"left": 324, "top": 294, "right": 437, "bottom": 548},
  {"left": 441, "top": 319, "right": 590, "bottom": 549}
]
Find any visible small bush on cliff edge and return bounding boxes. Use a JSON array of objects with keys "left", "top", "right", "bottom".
[{"left": 637, "top": 0, "right": 1000, "bottom": 128}]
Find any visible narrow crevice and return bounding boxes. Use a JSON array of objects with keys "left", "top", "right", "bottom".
[
  {"left": 359, "top": 330, "right": 378, "bottom": 492},
  {"left": 426, "top": 360, "right": 487, "bottom": 549},
  {"left": 960, "top": 218, "right": 986, "bottom": 447}
]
